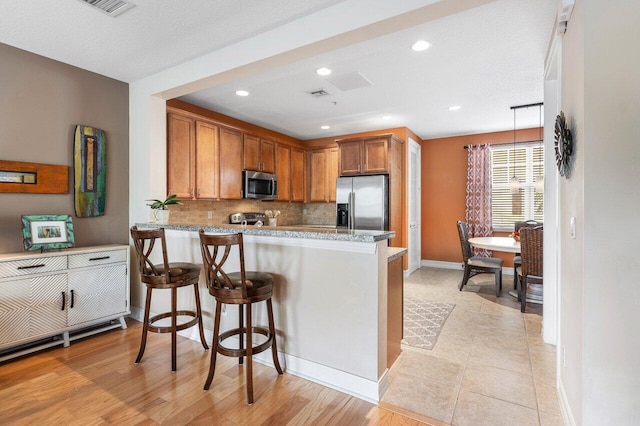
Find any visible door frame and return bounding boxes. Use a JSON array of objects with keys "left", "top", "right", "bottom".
[{"left": 407, "top": 137, "right": 422, "bottom": 275}]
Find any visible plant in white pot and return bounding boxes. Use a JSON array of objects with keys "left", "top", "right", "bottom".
[{"left": 147, "top": 194, "right": 180, "bottom": 224}]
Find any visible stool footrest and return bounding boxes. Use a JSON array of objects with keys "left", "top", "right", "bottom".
[
  {"left": 147, "top": 310, "right": 199, "bottom": 333},
  {"left": 217, "top": 326, "right": 273, "bottom": 358}
]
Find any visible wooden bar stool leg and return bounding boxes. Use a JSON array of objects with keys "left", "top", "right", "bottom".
[
  {"left": 193, "top": 283, "right": 209, "bottom": 350},
  {"left": 246, "top": 302, "right": 253, "bottom": 405},
  {"left": 135, "top": 286, "right": 153, "bottom": 364},
  {"left": 238, "top": 304, "right": 244, "bottom": 365},
  {"left": 267, "top": 299, "right": 283, "bottom": 374},
  {"left": 171, "top": 287, "right": 178, "bottom": 373},
  {"left": 204, "top": 301, "right": 223, "bottom": 390}
]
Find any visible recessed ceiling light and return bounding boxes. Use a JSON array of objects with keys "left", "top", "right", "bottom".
[
  {"left": 382, "top": 115, "right": 392, "bottom": 120},
  {"left": 316, "top": 67, "right": 332, "bottom": 76},
  {"left": 321, "top": 125, "right": 330, "bottom": 130},
  {"left": 448, "top": 105, "right": 462, "bottom": 111},
  {"left": 235, "top": 90, "right": 249, "bottom": 97},
  {"left": 411, "top": 40, "right": 431, "bottom": 52}
]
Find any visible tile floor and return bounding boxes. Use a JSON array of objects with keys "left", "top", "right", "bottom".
[{"left": 381, "top": 267, "right": 563, "bottom": 426}]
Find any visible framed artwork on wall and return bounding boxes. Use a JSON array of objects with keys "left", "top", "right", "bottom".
[
  {"left": 22, "top": 214, "right": 75, "bottom": 251},
  {"left": 74, "top": 125, "right": 107, "bottom": 217}
]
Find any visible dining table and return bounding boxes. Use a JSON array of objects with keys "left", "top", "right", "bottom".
[
  {"left": 468, "top": 236, "right": 520, "bottom": 253},
  {"left": 468, "top": 236, "right": 542, "bottom": 304}
]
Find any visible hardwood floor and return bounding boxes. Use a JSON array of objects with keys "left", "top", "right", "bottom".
[{"left": 0, "top": 319, "right": 432, "bottom": 425}]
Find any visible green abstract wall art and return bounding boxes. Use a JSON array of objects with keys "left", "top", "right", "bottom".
[{"left": 74, "top": 125, "right": 106, "bottom": 217}]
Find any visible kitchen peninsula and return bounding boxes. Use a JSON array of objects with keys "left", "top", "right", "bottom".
[{"left": 135, "top": 223, "right": 397, "bottom": 403}]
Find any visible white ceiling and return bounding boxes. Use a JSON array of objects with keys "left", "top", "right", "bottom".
[{"left": 0, "top": 0, "right": 558, "bottom": 141}]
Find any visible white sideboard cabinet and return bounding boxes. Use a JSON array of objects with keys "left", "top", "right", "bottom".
[{"left": 0, "top": 244, "right": 130, "bottom": 362}]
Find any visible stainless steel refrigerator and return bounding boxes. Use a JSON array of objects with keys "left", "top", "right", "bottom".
[{"left": 336, "top": 175, "right": 389, "bottom": 231}]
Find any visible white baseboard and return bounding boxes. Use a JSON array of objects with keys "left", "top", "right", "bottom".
[
  {"left": 558, "top": 379, "right": 576, "bottom": 426},
  {"left": 421, "top": 260, "right": 462, "bottom": 270},
  {"left": 129, "top": 310, "right": 385, "bottom": 403},
  {"left": 420, "top": 259, "right": 515, "bottom": 276}
]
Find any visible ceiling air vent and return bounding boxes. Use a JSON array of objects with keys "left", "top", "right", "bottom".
[
  {"left": 307, "top": 89, "right": 331, "bottom": 98},
  {"left": 78, "top": 0, "right": 136, "bottom": 17}
]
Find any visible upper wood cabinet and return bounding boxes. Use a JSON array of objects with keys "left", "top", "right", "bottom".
[
  {"left": 291, "top": 147, "right": 305, "bottom": 202},
  {"left": 244, "top": 135, "right": 275, "bottom": 173},
  {"left": 307, "top": 147, "right": 338, "bottom": 203},
  {"left": 337, "top": 136, "right": 392, "bottom": 176},
  {"left": 195, "top": 121, "right": 219, "bottom": 199},
  {"left": 328, "top": 147, "right": 338, "bottom": 202},
  {"left": 275, "top": 144, "right": 291, "bottom": 201},
  {"left": 167, "top": 113, "right": 195, "bottom": 199},
  {"left": 219, "top": 127, "right": 243, "bottom": 200},
  {"left": 167, "top": 113, "right": 220, "bottom": 200}
]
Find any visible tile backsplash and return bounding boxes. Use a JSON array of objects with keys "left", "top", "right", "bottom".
[{"left": 168, "top": 200, "right": 336, "bottom": 226}]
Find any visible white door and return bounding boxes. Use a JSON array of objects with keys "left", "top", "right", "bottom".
[{"left": 408, "top": 138, "right": 421, "bottom": 274}]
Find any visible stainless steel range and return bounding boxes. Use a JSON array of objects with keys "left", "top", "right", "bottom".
[{"left": 228, "top": 212, "right": 266, "bottom": 226}]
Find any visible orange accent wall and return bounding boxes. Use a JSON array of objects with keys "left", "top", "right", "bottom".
[{"left": 421, "top": 128, "right": 541, "bottom": 267}]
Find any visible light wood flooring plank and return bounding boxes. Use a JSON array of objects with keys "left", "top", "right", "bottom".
[{"left": 0, "top": 319, "right": 433, "bottom": 425}]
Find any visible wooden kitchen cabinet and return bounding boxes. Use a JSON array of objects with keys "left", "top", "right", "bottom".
[
  {"left": 336, "top": 136, "right": 393, "bottom": 176},
  {"left": 219, "top": 127, "right": 243, "bottom": 200},
  {"left": 167, "top": 113, "right": 195, "bottom": 199},
  {"left": 275, "top": 144, "right": 291, "bottom": 201},
  {"left": 291, "top": 147, "right": 305, "bottom": 202},
  {"left": 195, "top": 121, "right": 219, "bottom": 199},
  {"left": 328, "top": 147, "right": 338, "bottom": 202},
  {"left": 243, "top": 135, "right": 275, "bottom": 173},
  {"left": 167, "top": 113, "right": 219, "bottom": 200},
  {"left": 308, "top": 147, "right": 338, "bottom": 203}
]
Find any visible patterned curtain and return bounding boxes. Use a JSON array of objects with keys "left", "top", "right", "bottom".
[{"left": 465, "top": 144, "right": 493, "bottom": 257}]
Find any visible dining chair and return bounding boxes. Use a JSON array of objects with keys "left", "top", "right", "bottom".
[
  {"left": 513, "top": 220, "right": 543, "bottom": 290},
  {"left": 456, "top": 221, "right": 503, "bottom": 296},
  {"left": 517, "top": 226, "right": 543, "bottom": 313}
]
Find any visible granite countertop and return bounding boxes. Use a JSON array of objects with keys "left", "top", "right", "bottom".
[
  {"left": 387, "top": 247, "right": 407, "bottom": 262},
  {"left": 136, "top": 222, "right": 395, "bottom": 243}
]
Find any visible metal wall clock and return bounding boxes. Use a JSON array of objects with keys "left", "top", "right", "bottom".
[{"left": 554, "top": 111, "right": 573, "bottom": 177}]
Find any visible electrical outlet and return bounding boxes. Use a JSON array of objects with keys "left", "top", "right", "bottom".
[{"left": 207, "top": 210, "right": 213, "bottom": 219}]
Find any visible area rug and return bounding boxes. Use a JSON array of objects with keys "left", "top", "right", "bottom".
[{"left": 402, "top": 299, "right": 455, "bottom": 350}]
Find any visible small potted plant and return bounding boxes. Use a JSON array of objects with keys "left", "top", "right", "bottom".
[{"left": 147, "top": 194, "right": 181, "bottom": 224}]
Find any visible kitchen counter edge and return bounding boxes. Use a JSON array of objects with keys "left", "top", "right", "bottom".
[{"left": 135, "top": 223, "right": 395, "bottom": 243}]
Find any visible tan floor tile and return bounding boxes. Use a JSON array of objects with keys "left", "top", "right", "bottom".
[
  {"left": 531, "top": 356, "right": 556, "bottom": 386},
  {"left": 452, "top": 390, "right": 540, "bottom": 426},
  {"left": 535, "top": 382, "right": 561, "bottom": 415},
  {"left": 381, "top": 370, "right": 458, "bottom": 424},
  {"left": 468, "top": 343, "right": 532, "bottom": 374},
  {"left": 539, "top": 410, "right": 564, "bottom": 426},
  {"left": 461, "top": 362, "right": 537, "bottom": 409},
  {"left": 428, "top": 338, "right": 472, "bottom": 364},
  {"left": 392, "top": 349, "right": 465, "bottom": 387},
  {"left": 400, "top": 267, "right": 554, "bottom": 425}
]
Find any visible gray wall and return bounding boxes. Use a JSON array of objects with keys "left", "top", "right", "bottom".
[{"left": 0, "top": 43, "right": 129, "bottom": 254}]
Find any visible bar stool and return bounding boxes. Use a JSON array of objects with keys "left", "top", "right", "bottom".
[
  {"left": 130, "top": 226, "right": 208, "bottom": 372},
  {"left": 198, "top": 230, "right": 283, "bottom": 404}
]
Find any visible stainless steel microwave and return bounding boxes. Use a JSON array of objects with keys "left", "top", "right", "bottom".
[{"left": 243, "top": 171, "right": 278, "bottom": 200}]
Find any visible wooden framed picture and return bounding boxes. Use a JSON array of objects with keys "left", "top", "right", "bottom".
[{"left": 22, "top": 214, "right": 75, "bottom": 251}]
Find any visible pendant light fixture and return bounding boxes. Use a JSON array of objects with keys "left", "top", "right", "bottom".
[
  {"left": 510, "top": 107, "right": 519, "bottom": 194},
  {"left": 534, "top": 104, "right": 544, "bottom": 193}
]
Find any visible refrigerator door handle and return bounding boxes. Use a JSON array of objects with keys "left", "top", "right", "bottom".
[{"left": 349, "top": 191, "right": 355, "bottom": 230}]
